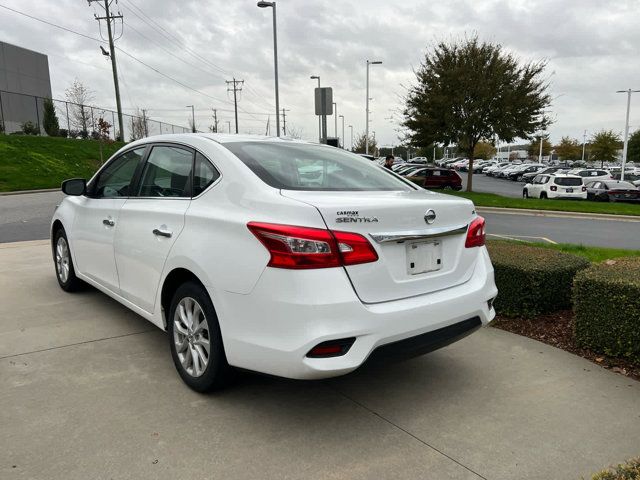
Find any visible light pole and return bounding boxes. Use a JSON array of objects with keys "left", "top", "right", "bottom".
[
  {"left": 310, "top": 75, "right": 320, "bottom": 142},
  {"left": 186, "top": 105, "right": 195, "bottom": 133},
  {"left": 332, "top": 102, "right": 337, "bottom": 138},
  {"left": 538, "top": 135, "right": 543, "bottom": 163},
  {"left": 365, "top": 59, "right": 382, "bottom": 154},
  {"left": 257, "top": 1, "right": 280, "bottom": 137},
  {"left": 581, "top": 129, "right": 587, "bottom": 162},
  {"left": 372, "top": 130, "right": 376, "bottom": 156},
  {"left": 348, "top": 124, "right": 353, "bottom": 151},
  {"left": 339, "top": 115, "right": 344, "bottom": 148},
  {"left": 616, "top": 89, "right": 640, "bottom": 181},
  {"left": 227, "top": 121, "right": 231, "bottom": 133}
]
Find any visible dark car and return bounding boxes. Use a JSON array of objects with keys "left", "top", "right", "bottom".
[
  {"left": 405, "top": 167, "right": 462, "bottom": 190},
  {"left": 585, "top": 180, "right": 640, "bottom": 202},
  {"left": 521, "top": 167, "right": 567, "bottom": 183}
]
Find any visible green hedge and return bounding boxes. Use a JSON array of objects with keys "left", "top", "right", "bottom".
[
  {"left": 573, "top": 258, "right": 640, "bottom": 364},
  {"left": 487, "top": 241, "right": 590, "bottom": 318}
]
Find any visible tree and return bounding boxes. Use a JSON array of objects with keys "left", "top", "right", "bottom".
[
  {"left": 473, "top": 141, "right": 496, "bottom": 160},
  {"left": 627, "top": 129, "right": 640, "bottom": 163},
  {"left": 527, "top": 134, "right": 552, "bottom": 159},
  {"left": 65, "top": 79, "right": 94, "bottom": 136},
  {"left": 352, "top": 132, "right": 377, "bottom": 154},
  {"left": 590, "top": 130, "right": 621, "bottom": 166},
  {"left": 130, "top": 108, "right": 147, "bottom": 141},
  {"left": 554, "top": 136, "right": 581, "bottom": 160},
  {"left": 42, "top": 98, "right": 60, "bottom": 136},
  {"left": 403, "top": 35, "right": 551, "bottom": 191}
]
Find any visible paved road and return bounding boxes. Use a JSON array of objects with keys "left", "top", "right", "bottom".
[
  {"left": 461, "top": 172, "right": 524, "bottom": 198},
  {"left": 2, "top": 190, "right": 638, "bottom": 249},
  {"left": 2, "top": 241, "right": 640, "bottom": 480}
]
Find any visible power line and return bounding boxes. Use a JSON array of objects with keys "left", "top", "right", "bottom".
[{"left": 226, "top": 78, "right": 244, "bottom": 134}]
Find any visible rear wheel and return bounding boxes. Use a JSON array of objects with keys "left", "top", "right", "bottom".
[
  {"left": 168, "top": 281, "right": 232, "bottom": 392},
  {"left": 52, "top": 227, "right": 83, "bottom": 292},
  {"left": 523, "top": 189, "right": 529, "bottom": 199},
  {"left": 540, "top": 192, "right": 548, "bottom": 199},
  {"left": 443, "top": 184, "right": 453, "bottom": 190}
]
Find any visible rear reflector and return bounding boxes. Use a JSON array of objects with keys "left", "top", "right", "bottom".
[
  {"left": 247, "top": 222, "right": 378, "bottom": 269},
  {"left": 307, "top": 337, "right": 356, "bottom": 358},
  {"left": 465, "top": 216, "right": 486, "bottom": 248}
]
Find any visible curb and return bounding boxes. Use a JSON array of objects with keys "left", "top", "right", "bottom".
[
  {"left": 477, "top": 206, "right": 640, "bottom": 222},
  {"left": 0, "top": 188, "right": 59, "bottom": 196}
]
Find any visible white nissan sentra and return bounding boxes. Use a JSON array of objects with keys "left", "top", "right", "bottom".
[{"left": 51, "top": 134, "right": 497, "bottom": 391}]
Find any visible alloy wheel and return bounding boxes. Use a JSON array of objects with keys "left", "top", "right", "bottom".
[
  {"left": 55, "top": 237, "right": 70, "bottom": 283},
  {"left": 173, "top": 297, "right": 211, "bottom": 377}
]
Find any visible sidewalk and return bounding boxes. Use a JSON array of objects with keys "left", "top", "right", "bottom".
[{"left": 1, "top": 241, "right": 639, "bottom": 480}]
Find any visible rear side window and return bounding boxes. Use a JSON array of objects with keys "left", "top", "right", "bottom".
[
  {"left": 223, "top": 142, "right": 412, "bottom": 191},
  {"left": 554, "top": 177, "right": 582, "bottom": 186},
  {"left": 193, "top": 152, "right": 220, "bottom": 196},
  {"left": 138, "top": 146, "right": 193, "bottom": 197}
]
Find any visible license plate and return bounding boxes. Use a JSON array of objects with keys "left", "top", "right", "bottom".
[
  {"left": 566, "top": 188, "right": 573, "bottom": 193},
  {"left": 406, "top": 241, "right": 442, "bottom": 275}
]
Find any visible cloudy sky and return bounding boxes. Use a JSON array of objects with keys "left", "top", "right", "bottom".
[{"left": 1, "top": 0, "right": 639, "bottom": 147}]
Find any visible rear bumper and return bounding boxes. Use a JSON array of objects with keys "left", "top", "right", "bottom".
[
  {"left": 549, "top": 191, "right": 587, "bottom": 199},
  {"left": 214, "top": 247, "right": 497, "bottom": 380}
]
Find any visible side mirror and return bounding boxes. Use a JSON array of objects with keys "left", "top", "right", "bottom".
[{"left": 61, "top": 178, "right": 86, "bottom": 196}]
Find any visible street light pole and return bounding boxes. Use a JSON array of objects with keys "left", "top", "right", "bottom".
[
  {"left": 258, "top": 1, "right": 280, "bottom": 137},
  {"left": 332, "top": 102, "right": 337, "bottom": 138},
  {"left": 581, "top": 130, "right": 587, "bottom": 162},
  {"left": 339, "top": 115, "right": 344, "bottom": 149},
  {"left": 365, "top": 60, "right": 382, "bottom": 155},
  {"left": 348, "top": 124, "right": 353, "bottom": 151},
  {"left": 310, "top": 75, "right": 320, "bottom": 142},
  {"left": 616, "top": 89, "right": 640, "bottom": 181},
  {"left": 186, "top": 105, "right": 195, "bottom": 133},
  {"left": 538, "top": 135, "right": 543, "bottom": 163}
]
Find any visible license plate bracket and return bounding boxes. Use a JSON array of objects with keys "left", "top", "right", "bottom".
[
  {"left": 566, "top": 188, "right": 573, "bottom": 193},
  {"left": 406, "top": 240, "right": 442, "bottom": 275}
]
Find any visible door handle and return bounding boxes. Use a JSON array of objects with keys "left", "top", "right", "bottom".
[
  {"left": 103, "top": 219, "right": 115, "bottom": 227},
  {"left": 153, "top": 228, "right": 172, "bottom": 238}
]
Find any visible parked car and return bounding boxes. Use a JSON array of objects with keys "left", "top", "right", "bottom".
[
  {"left": 520, "top": 167, "right": 568, "bottom": 184},
  {"left": 523, "top": 173, "right": 586, "bottom": 200},
  {"left": 506, "top": 164, "right": 544, "bottom": 181},
  {"left": 409, "top": 157, "right": 429, "bottom": 164},
  {"left": 358, "top": 154, "right": 376, "bottom": 161},
  {"left": 585, "top": 180, "right": 640, "bottom": 202},
  {"left": 405, "top": 167, "right": 463, "bottom": 190},
  {"left": 496, "top": 163, "right": 526, "bottom": 178},
  {"left": 483, "top": 162, "right": 509, "bottom": 175},
  {"left": 568, "top": 168, "right": 612, "bottom": 182},
  {"left": 51, "top": 134, "right": 497, "bottom": 391},
  {"left": 451, "top": 159, "right": 469, "bottom": 170}
]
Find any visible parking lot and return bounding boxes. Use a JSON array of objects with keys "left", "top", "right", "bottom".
[{"left": 2, "top": 240, "right": 640, "bottom": 480}]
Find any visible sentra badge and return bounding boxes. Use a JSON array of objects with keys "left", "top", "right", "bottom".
[{"left": 335, "top": 211, "right": 379, "bottom": 223}]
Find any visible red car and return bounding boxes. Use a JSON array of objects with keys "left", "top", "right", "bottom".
[{"left": 405, "top": 167, "right": 463, "bottom": 190}]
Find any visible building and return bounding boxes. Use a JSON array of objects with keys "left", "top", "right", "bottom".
[{"left": 0, "top": 41, "right": 52, "bottom": 133}]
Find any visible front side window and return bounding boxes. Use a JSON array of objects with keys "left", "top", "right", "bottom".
[
  {"left": 223, "top": 142, "right": 413, "bottom": 191},
  {"left": 138, "top": 146, "right": 193, "bottom": 197},
  {"left": 94, "top": 147, "right": 145, "bottom": 198}
]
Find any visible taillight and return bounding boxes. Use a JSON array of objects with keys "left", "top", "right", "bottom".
[
  {"left": 247, "top": 222, "right": 378, "bottom": 269},
  {"left": 582, "top": 186, "right": 587, "bottom": 192},
  {"left": 550, "top": 185, "right": 558, "bottom": 191},
  {"left": 465, "top": 216, "right": 486, "bottom": 248}
]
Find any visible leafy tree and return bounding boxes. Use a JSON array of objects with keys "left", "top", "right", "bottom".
[
  {"left": 42, "top": 98, "right": 59, "bottom": 136},
  {"left": 352, "top": 132, "right": 377, "bottom": 154},
  {"left": 627, "top": 129, "right": 640, "bottom": 163},
  {"left": 527, "top": 134, "right": 552, "bottom": 158},
  {"left": 473, "top": 141, "right": 496, "bottom": 160},
  {"left": 590, "top": 130, "right": 621, "bottom": 165},
  {"left": 403, "top": 35, "right": 551, "bottom": 191},
  {"left": 130, "top": 108, "right": 147, "bottom": 141},
  {"left": 554, "top": 136, "right": 581, "bottom": 160}
]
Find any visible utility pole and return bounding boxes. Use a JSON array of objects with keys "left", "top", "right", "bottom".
[
  {"left": 226, "top": 78, "right": 244, "bottom": 134},
  {"left": 616, "top": 89, "right": 639, "bottom": 181},
  {"left": 141, "top": 108, "right": 148, "bottom": 137},
  {"left": 186, "top": 105, "right": 195, "bottom": 133},
  {"left": 333, "top": 102, "right": 337, "bottom": 138},
  {"left": 348, "top": 125, "right": 353, "bottom": 151},
  {"left": 281, "top": 108, "right": 290, "bottom": 136},
  {"left": 339, "top": 115, "right": 344, "bottom": 149},
  {"left": 227, "top": 121, "right": 231, "bottom": 133},
  {"left": 90, "top": 0, "right": 124, "bottom": 141}
]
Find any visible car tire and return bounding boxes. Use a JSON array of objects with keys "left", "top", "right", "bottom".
[
  {"left": 52, "top": 227, "right": 84, "bottom": 292},
  {"left": 517, "top": 175, "right": 523, "bottom": 182},
  {"left": 443, "top": 184, "right": 453, "bottom": 190},
  {"left": 540, "top": 192, "right": 548, "bottom": 199},
  {"left": 523, "top": 189, "right": 529, "bottom": 199},
  {"left": 168, "top": 281, "right": 233, "bottom": 392}
]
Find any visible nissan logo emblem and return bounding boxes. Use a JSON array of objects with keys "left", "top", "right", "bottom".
[{"left": 424, "top": 209, "right": 436, "bottom": 224}]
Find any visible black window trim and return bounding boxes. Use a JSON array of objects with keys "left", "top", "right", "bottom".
[{"left": 85, "top": 144, "right": 150, "bottom": 199}]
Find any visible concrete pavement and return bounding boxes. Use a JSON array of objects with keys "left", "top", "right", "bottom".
[{"left": 1, "top": 241, "right": 640, "bottom": 480}]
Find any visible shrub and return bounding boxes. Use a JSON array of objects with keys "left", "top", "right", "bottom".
[
  {"left": 573, "top": 258, "right": 640, "bottom": 364},
  {"left": 58, "top": 128, "right": 68, "bottom": 138},
  {"left": 42, "top": 98, "right": 60, "bottom": 136},
  {"left": 21, "top": 121, "right": 40, "bottom": 135},
  {"left": 589, "top": 457, "right": 640, "bottom": 479},
  {"left": 487, "top": 241, "right": 590, "bottom": 318}
]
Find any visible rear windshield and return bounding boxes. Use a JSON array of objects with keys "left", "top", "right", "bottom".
[
  {"left": 223, "top": 142, "right": 413, "bottom": 191},
  {"left": 554, "top": 177, "right": 583, "bottom": 186}
]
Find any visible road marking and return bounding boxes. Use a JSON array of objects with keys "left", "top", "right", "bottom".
[{"left": 488, "top": 233, "right": 558, "bottom": 245}]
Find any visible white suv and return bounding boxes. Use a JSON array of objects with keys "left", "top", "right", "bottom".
[
  {"left": 568, "top": 168, "right": 612, "bottom": 182},
  {"left": 51, "top": 134, "right": 497, "bottom": 391},
  {"left": 523, "top": 173, "right": 587, "bottom": 200}
]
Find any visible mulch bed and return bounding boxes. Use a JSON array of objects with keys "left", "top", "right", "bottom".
[{"left": 492, "top": 310, "right": 640, "bottom": 382}]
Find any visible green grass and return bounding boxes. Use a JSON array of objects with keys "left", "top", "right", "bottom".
[
  {"left": 0, "top": 135, "right": 125, "bottom": 192},
  {"left": 447, "top": 190, "right": 640, "bottom": 217},
  {"left": 488, "top": 239, "right": 640, "bottom": 262}
]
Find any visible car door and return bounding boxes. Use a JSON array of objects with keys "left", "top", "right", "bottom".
[
  {"left": 528, "top": 175, "right": 542, "bottom": 196},
  {"left": 113, "top": 145, "right": 210, "bottom": 313},
  {"left": 71, "top": 147, "right": 147, "bottom": 292}
]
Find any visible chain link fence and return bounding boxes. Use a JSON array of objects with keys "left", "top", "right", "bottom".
[{"left": 0, "top": 89, "right": 191, "bottom": 141}]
